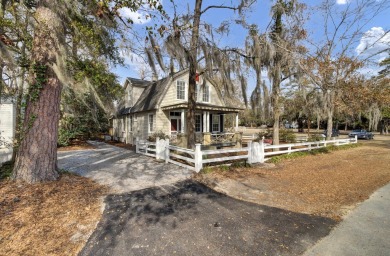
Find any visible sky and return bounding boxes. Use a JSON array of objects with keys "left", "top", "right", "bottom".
[{"left": 111, "top": 0, "right": 390, "bottom": 94}]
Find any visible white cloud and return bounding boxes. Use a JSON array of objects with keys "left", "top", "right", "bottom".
[
  {"left": 356, "top": 27, "right": 390, "bottom": 62},
  {"left": 117, "top": 0, "right": 163, "bottom": 25},
  {"left": 336, "top": 0, "right": 349, "bottom": 5},
  {"left": 118, "top": 7, "right": 150, "bottom": 25}
]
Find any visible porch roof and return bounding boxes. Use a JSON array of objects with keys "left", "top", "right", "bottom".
[{"left": 161, "top": 103, "right": 243, "bottom": 113}]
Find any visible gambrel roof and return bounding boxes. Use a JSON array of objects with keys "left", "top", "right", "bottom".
[{"left": 118, "top": 69, "right": 243, "bottom": 115}]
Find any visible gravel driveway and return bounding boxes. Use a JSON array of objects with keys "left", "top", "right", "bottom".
[{"left": 58, "top": 141, "right": 193, "bottom": 194}]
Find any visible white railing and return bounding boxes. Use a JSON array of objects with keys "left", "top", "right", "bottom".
[
  {"left": 136, "top": 139, "right": 156, "bottom": 158},
  {"left": 263, "top": 137, "right": 357, "bottom": 160},
  {"left": 166, "top": 144, "right": 196, "bottom": 171},
  {"left": 135, "top": 136, "right": 358, "bottom": 173},
  {"left": 202, "top": 147, "right": 249, "bottom": 164},
  {"left": 211, "top": 132, "right": 235, "bottom": 143}
]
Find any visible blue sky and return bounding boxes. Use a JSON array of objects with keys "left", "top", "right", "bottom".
[{"left": 112, "top": 0, "right": 390, "bottom": 94}]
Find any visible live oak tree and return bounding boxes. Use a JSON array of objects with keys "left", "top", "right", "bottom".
[{"left": 152, "top": 0, "right": 255, "bottom": 148}]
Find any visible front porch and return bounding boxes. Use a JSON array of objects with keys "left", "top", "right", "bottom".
[{"left": 162, "top": 103, "right": 242, "bottom": 148}]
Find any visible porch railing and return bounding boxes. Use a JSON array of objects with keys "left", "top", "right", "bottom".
[{"left": 210, "top": 132, "right": 235, "bottom": 143}]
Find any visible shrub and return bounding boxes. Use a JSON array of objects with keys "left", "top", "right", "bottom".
[
  {"left": 58, "top": 127, "right": 82, "bottom": 147},
  {"left": 0, "top": 161, "right": 13, "bottom": 180},
  {"left": 279, "top": 129, "right": 296, "bottom": 143},
  {"left": 254, "top": 129, "right": 273, "bottom": 142},
  {"left": 308, "top": 134, "right": 324, "bottom": 142},
  {"left": 147, "top": 130, "right": 170, "bottom": 142}
]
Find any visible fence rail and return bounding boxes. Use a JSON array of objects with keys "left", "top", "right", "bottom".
[{"left": 136, "top": 136, "right": 358, "bottom": 173}]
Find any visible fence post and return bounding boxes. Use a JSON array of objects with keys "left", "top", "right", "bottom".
[
  {"left": 259, "top": 140, "right": 265, "bottom": 163},
  {"left": 156, "top": 138, "right": 161, "bottom": 160},
  {"left": 165, "top": 139, "right": 170, "bottom": 163},
  {"left": 247, "top": 141, "right": 252, "bottom": 164},
  {"left": 355, "top": 135, "right": 358, "bottom": 143},
  {"left": 288, "top": 145, "right": 291, "bottom": 154},
  {"left": 195, "top": 144, "right": 202, "bottom": 173},
  {"left": 135, "top": 137, "right": 139, "bottom": 154},
  {"left": 308, "top": 143, "right": 312, "bottom": 151}
]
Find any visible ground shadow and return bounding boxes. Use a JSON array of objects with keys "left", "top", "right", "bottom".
[{"left": 80, "top": 180, "right": 336, "bottom": 256}]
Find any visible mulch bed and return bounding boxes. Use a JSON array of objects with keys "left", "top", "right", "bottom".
[
  {"left": 57, "top": 139, "right": 96, "bottom": 151},
  {"left": 0, "top": 174, "right": 108, "bottom": 256}
]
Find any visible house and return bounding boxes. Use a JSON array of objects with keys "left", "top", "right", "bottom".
[
  {"left": 0, "top": 97, "right": 16, "bottom": 164},
  {"left": 112, "top": 69, "right": 243, "bottom": 147}
]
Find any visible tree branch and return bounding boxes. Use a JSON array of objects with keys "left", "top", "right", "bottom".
[{"left": 201, "top": 5, "right": 238, "bottom": 15}]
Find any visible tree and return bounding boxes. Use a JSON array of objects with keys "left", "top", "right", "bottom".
[
  {"left": 154, "top": 0, "right": 254, "bottom": 148},
  {"left": 266, "top": 0, "right": 306, "bottom": 145},
  {"left": 12, "top": 1, "right": 64, "bottom": 182},
  {"left": 301, "top": 0, "right": 390, "bottom": 139},
  {"left": 7, "top": 0, "right": 163, "bottom": 183}
]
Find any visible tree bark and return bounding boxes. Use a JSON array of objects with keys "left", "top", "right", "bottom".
[
  {"left": 186, "top": 0, "right": 202, "bottom": 149},
  {"left": 12, "top": 4, "right": 62, "bottom": 183},
  {"left": 272, "top": 65, "right": 281, "bottom": 145}
]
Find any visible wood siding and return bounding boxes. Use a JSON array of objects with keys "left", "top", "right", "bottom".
[{"left": 160, "top": 73, "right": 224, "bottom": 107}]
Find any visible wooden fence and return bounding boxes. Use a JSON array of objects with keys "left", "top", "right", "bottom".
[{"left": 136, "top": 136, "right": 358, "bottom": 173}]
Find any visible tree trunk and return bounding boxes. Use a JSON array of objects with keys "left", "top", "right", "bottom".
[
  {"left": 325, "top": 90, "right": 334, "bottom": 140},
  {"left": 186, "top": 0, "right": 202, "bottom": 149},
  {"left": 12, "top": 4, "right": 63, "bottom": 183},
  {"left": 262, "top": 80, "right": 270, "bottom": 122},
  {"left": 326, "top": 108, "right": 333, "bottom": 140},
  {"left": 254, "top": 70, "right": 263, "bottom": 121},
  {"left": 12, "top": 10, "right": 29, "bottom": 162},
  {"left": 272, "top": 65, "right": 281, "bottom": 145}
]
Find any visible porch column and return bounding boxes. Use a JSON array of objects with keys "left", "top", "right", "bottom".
[
  {"left": 235, "top": 113, "right": 239, "bottom": 131},
  {"left": 203, "top": 112, "right": 207, "bottom": 132},
  {"left": 206, "top": 111, "right": 210, "bottom": 132},
  {"left": 181, "top": 109, "right": 185, "bottom": 133}
]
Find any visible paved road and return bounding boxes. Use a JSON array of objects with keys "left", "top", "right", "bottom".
[
  {"left": 58, "top": 141, "right": 193, "bottom": 194},
  {"left": 304, "top": 182, "right": 390, "bottom": 256},
  {"left": 80, "top": 180, "right": 336, "bottom": 256}
]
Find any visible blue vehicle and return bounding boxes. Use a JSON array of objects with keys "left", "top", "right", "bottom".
[{"left": 348, "top": 129, "right": 374, "bottom": 140}]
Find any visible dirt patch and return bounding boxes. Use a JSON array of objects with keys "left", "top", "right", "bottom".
[
  {"left": 57, "top": 139, "right": 96, "bottom": 151},
  {"left": 0, "top": 174, "right": 108, "bottom": 256},
  {"left": 195, "top": 136, "right": 390, "bottom": 220}
]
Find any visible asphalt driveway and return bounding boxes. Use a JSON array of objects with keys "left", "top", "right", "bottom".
[
  {"left": 58, "top": 141, "right": 193, "bottom": 193},
  {"left": 80, "top": 180, "right": 336, "bottom": 256}
]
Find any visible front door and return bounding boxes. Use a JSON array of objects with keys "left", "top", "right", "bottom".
[{"left": 170, "top": 118, "right": 182, "bottom": 133}]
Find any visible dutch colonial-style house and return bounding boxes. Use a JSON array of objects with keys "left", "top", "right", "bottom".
[{"left": 112, "top": 69, "right": 243, "bottom": 147}]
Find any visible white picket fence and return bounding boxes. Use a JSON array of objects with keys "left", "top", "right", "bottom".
[{"left": 135, "top": 136, "right": 358, "bottom": 173}]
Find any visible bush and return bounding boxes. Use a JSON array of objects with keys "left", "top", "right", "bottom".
[
  {"left": 0, "top": 161, "right": 13, "bottom": 180},
  {"left": 308, "top": 134, "right": 324, "bottom": 142},
  {"left": 254, "top": 129, "right": 273, "bottom": 142},
  {"left": 58, "top": 127, "right": 82, "bottom": 147},
  {"left": 279, "top": 129, "right": 296, "bottom": 143},
  {"left": 147, "top": 130, "right": 170, "bottom": 142}
]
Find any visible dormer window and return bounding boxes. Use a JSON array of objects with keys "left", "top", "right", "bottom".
[
  {"left": 195, "top": 84, "right": 199, "bottom": 101},
  {"left": 202, "top": 84, "right": 209, "bottom": 102},
  {"left": 177, "top": 80, "right": 185, "bottom": 100}
]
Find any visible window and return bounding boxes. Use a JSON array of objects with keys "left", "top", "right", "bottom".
[
  {"left": 195, "top": 114, "right": 201, "bottom": 132},
  {"left": 129, "top": 116, "right": 133, "bottom": 132},
  {"left": 212, "top": 115, "right": 220, "bottom": 132},
  {"left": 148, "top": 114, "right": 154, "bottom": 133},
  {"left": 177, "top": 80, "right": 185, "bottom": 100},
  {"left": 195, "top": 84, "right": 199, "bottom": 101},
  {"left": 202, "top": 84, "right": 210, "bottom": 102}
]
